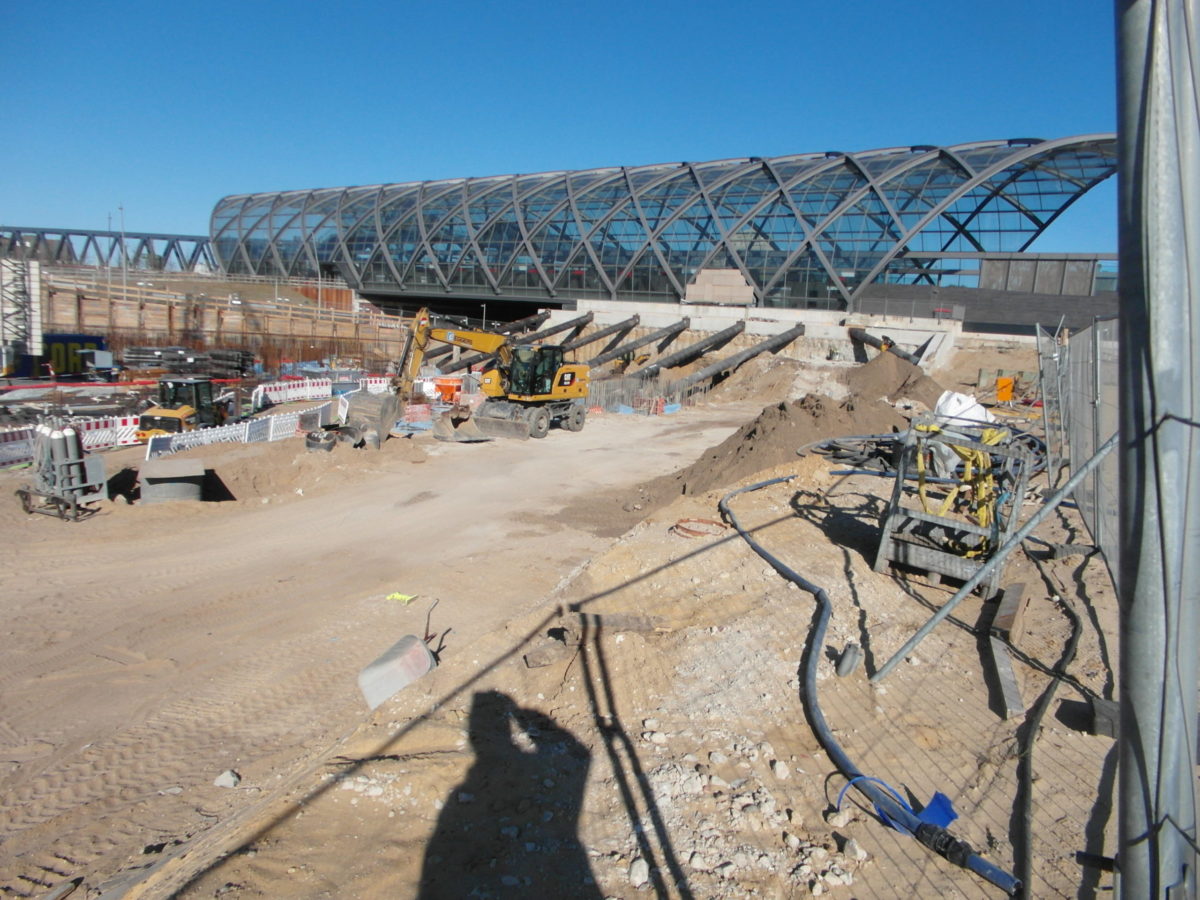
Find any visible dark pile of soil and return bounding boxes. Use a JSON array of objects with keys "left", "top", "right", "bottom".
[{"left": 846, "top": 352, "right": 944, "bottom": 409}]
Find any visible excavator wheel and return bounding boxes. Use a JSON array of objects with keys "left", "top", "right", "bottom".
[
  {"left": 526, "top": 407, "right": 551, "bottom": 439},
  {"left": 563, "top": 404, "right": 587, "bottom": 432}
]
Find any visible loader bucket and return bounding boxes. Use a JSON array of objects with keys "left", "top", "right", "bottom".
[{"left": 432, "top": 408, "right": 530, "bottom": 442}]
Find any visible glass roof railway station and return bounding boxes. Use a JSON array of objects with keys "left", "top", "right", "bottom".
[{"left": 210, "top": 135, "right": 1117, "bottom": 320}]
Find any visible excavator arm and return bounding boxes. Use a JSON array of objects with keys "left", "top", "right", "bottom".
[{"left": 393, "top": 308, "right": 512, "bottom": 400}]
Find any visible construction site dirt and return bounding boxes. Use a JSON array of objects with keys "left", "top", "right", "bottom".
[{"left": 0, "top": 346, "right": 1119, "bottom": 899}]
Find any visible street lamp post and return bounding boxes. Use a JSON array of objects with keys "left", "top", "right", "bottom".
[{"left": 119, "top": 204, "right": 127, "bottom": 300}]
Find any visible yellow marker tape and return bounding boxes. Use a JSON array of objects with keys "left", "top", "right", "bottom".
[{"left": 387, "top": 592, "right": 416, "bottom": 605}]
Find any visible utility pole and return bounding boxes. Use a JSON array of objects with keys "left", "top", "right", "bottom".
[{"left": 1115, "top": 1, "right": 1199, "bottom": 896}]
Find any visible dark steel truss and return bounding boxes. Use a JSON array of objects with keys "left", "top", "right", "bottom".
[
  {"left": 209, "top": 135, "right": 1116, "bottom": 310},
  {"left": 0, "top": 227, "right": 216, "bottom": 273}
]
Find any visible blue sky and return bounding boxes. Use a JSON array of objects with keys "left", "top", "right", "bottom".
[{"left": 1, "top": 0, "right": 1117, "bottom": 250}]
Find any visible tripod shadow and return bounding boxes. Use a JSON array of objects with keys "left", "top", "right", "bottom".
[{"left": 419, "top": 690, "right": 598, "bottom": 898}]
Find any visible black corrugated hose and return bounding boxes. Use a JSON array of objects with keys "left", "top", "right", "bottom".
[{"left": 718, "top": 475, "right": 1021, "bottom": 896}]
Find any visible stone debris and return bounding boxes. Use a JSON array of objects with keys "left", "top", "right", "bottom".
[
  {"left": 213, "top": 769, "right": 241, "bottom": 788},
  {"left": 628, "top": 857, "right": 649, "bottom": 888}
]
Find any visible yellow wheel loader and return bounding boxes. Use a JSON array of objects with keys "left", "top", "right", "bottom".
[
  {"left": 382, "top": 308, "right": 591, "bottom": 442},
  {"left": 135, "top": 375, "right": 228, "bottom": 442}
]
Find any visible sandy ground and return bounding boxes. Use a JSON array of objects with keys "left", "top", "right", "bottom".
[{"left": 0, "top": 345, "right": 1120, "bottom": 899}]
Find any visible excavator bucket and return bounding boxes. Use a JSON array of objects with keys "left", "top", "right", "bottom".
[{"left": 432, "top": 405, "right": 531, "bottom": 442}]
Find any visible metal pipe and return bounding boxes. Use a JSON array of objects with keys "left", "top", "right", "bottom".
[
  {"left": 561, "top": 315, "right": 640, "bottom": 352},
  {"left": 587, "top": 318, "right": 690, "bottom": 368},
  {"left": 672, "top": 324, "right": 805, "bottom": 392},
  {"left": 847, "top": 326, "right": 921, "bottom": 365},
  {"left": 1115, "top": 1, "right": 1200, "bottom": 895},
  {"left": 636, "top": 320, "right": 745, "bottom": 378},
  {"left": 871, "top": 431, "right": 1118, "bottom": 683}
]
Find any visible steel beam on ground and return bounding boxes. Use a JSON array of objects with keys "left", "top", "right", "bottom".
[
  {"left": 561, "top": 314, "right": 640, "bottom": 352},
  {"left": 587, "top": 318, "right": 690, "bottom": 368},
  {"left": 671, "top": 324, "right": 805, "bottom": 392},
  {"left": 636, "top": 320, "right": 745, "bottom": 378}
]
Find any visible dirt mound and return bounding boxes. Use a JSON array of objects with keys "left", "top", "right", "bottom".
[
  {"left": 702, "top": 355, "right": 805, "bottom": 404},
  {"left": 648, "top": 392, "right": 907, "bottom": 499},
  {"left": 845, "top": 351, "right": 944, "bottom": 408}
]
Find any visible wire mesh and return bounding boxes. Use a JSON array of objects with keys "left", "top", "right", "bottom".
[{"left": 1062, "top": 318, "right": 1120, "bottom": 586}]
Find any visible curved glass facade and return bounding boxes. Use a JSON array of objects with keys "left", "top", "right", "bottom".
[{"left": 211, "top": 134, "right": 1116, "bottom": 310}]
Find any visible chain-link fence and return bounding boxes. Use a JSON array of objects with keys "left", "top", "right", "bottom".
[{"left": 1050, "top": 317, "right": 1120, "bottom": 585}]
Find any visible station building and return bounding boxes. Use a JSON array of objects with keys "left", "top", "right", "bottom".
[{"left": 209, "top": 135, "right": 1117, "bottom": 319}]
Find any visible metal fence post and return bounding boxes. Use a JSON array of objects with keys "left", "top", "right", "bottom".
[{"left": 1115, "top": 1, "right": 1200, "bottom": 895}]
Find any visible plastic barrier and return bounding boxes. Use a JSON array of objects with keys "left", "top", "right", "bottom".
[
  {"left": 251, "top": 378, "right": 333, "bottom": 410},
  {"left": 2, "top": 414, "right": 141, "bottom": 468},
  {"left": 74, "top": 415, "right": 141, "bottom": 451},
  {"left": 0, "top": 426, "right": 36, "bottom": 467},
  {"left": 144, "top": 401, "right": 334, "bottom": 459},
  {"left": 359, "top": 377, "right": 391, "bottom": 394}
]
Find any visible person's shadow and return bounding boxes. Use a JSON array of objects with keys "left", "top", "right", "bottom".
[{"left": 418, "top": 690, "right": 600, "bottom": 898}]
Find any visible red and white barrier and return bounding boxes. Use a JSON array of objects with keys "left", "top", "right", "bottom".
[
  {"left": 75, "top": 415, "right": 141, "bottom": 451},
  {"left": 360, "top": 377, "right": 391, "bottom": 394},
  {"left": 0, "top": 426, "right": 36, "bottom": 467},
  {"left": 251, "top": 378, "right": 333, "bottom": 410},
  {"left": 0, "top": 413, "right": 142, "bottom": 468}
]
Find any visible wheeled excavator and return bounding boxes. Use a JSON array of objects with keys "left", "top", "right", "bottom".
[{"left": 345, "top": 308, "right": 590, "bottom": 442}]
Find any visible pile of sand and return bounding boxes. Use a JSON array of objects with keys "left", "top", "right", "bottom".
[
  {"left": 648, "top": 392, "right": 907, "bottom": 500},
  {"left": 845, "top": 352, "right": 944, "bottom": 409}
]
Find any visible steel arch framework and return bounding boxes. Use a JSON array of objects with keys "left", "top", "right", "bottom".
[{"left": 210, "top": 134, "right": 1116, "bottom": 310}]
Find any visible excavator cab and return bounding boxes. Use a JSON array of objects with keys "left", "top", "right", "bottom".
[{"left": 508, "top": 346, "right": 562, "bottom": 397}]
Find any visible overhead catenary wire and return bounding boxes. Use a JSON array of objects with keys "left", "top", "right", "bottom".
[{"left": 718, "top": 475, "right": 1021, "bottom": 896}]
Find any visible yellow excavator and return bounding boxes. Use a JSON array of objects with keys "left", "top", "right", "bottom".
[{"left": 394, "top": 307, "right": 590, "bottom": 441}]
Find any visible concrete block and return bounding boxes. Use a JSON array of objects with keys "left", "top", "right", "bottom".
[
  {"left": 139, "top": 457, "right": 206, "bottom": 504},
  {"left": 988, "top": 636, "right": 1025, "bottom": 719},
  {"left": 1090, "top": 697, "right": 1119, "bottom": 738}
]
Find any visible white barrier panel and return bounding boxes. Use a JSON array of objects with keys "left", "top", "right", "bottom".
[
  {"left": 0, "top": 426, "right": 36, "bottom": 467},
  {"left": 360, "top": 377, "right": 391, "bottom": 394},
  {"left": 268, "top": 413, "right": 298, "bottom": 440},
  {"left": 245, "top": 417, "right": 271, "bottom": 443},
  {"left": 164, "top": 420, "right": 251, "bottom": 453},
  {"left": 251, "top": 378, "right": 333, "bottom": 410}
]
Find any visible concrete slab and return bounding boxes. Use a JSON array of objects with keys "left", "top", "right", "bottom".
[{"left": 139, "top": 457, "right": 206, "bottom": 504}]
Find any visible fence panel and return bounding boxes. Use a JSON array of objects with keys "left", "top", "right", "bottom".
[
  {"left": 1035, "top": 323, "right": 1069, "bottom": 481},
  {"left": 1063, "top": 317, "right": 1120, "bottom": 584}
]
